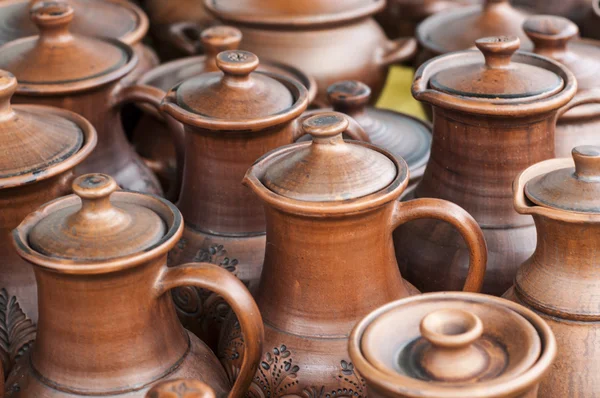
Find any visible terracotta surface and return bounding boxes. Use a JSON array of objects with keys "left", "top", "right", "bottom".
[
  {"left": 395, "top": 36, "right": 578, "bottom": 296},
  {"left": 9, "top": 173, "right": 263, "bottom": 398},
  {"left": 350, "top": 292, "right": 557, "bottom": 398},
  {"left": 0, "top": 70, "right": 96, "bottom": 376},
  {"left": 146, "top": 380, "right": 216, "bottom": 398},
  {"left": 504, "top": 146, "right": 600, "bottom": 397},
  {"left": 219, "top": 112, "right": 487, "bottom": 397},
  {"left": 0, "top": 2, "right": 165, "bottom": 194}
]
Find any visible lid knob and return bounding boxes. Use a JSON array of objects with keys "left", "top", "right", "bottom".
[
  {"left": 573, "top": 146, "right": 600, "bottom": 181},
  {"left": 146, "top": 379, "right": 216, "bottom": 398},
  {"left": 201, "top": 26, "right": 242, "bottom": 56},
  {"left": 418, "top": 309, "right": 489, "bottom": 382},
  {"left": 0, "top": 71, "right": 17, "bottom": 121},
  {"left": 475, "top": 36, "right": 520, "bottom": 69},
  {"left": 523, "top": 16, "right": 578, "bottom": 58},
  {"left": 302, "top": 112, "right": 349, "bottom": 145},
  {"left": 216, "top": 50, "right": 259, "bottom": 78},
  {"left": 327, "top": 81, "right": 370, "bottom": 114},
  {"left": 30, "top": 1, "right": 74, "bottom": 43}
]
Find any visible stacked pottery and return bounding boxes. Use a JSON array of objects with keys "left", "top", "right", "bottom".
[
  {"left": 0, "top": 70, "right": 96, "bottom": 375},
  {"left": 218, "top": 112, "right": 487, "bottom": 396}
]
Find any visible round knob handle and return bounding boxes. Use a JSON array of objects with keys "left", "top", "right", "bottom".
[
  {"left": 523, "top": 15, "right": 578, "bottom": 57},
  {"left": 327, "top": 81, "right": 371, "bottom": 113},
  {"left": 475, "top": 36, "right": 520, "bottom": 69},
  {"left": 573, "top": 146, "right": 600, "bottom": 180},
  {"left": 216, "top": 50, "right": 259, "bottom": 77},
  {"left": 146, "top": 379, "right": 216, "bottom": 398},
  {"left": 70, "top": 174, "right": 123, "bottom": 226},
  {"left": 302, "top": 112, "right": 349, "bottom": 144},
  {"left": 30, "top": 1, "right": 74, "bottom": 41},
  {"left": 201, "top": 26, "right": 242, "bottom": 55},
  {"left": 420, "top": 309, "right": 483, "bottom": 349},
  {"left": 0, "top": 70, "right": 17, "bottom": 120}
]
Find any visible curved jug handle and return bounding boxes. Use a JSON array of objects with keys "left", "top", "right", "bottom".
[
  {"left": 291, "top": 110, "right": 371, "bottom": 142},
  {"left": 555, "top": 89, "right": 600, "bottom": 121},
  {"left": 377, "top": 37, "right": 418, "bottom": 66},
  {"left": 112, "top": 84, "right": 185, "bottom": 202},
  {"left": 391, "top": 198, "right": 487, "bottom": 293},
  {"left": 167, "top": 21, "right": 205, "bottom": 56},
  {"left": 156, "top": 263, "right": 264, "bottom": 398},
  {"left": 146, "top": 379, "right": 216, "bottom": 398}
]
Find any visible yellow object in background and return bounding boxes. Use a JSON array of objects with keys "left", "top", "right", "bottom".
[{"left": 376, "top": 65, "right": 426, "bottom": 120}]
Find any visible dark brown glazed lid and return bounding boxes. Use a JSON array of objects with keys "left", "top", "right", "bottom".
[
  {"left": 417, "top": 0, "right": 531, "bottom": 55},
  {"left": 204, "top": 0, "right": 385, "bottom": 26},
  {"left": 525, "top": 146, "right": 600, "bottom": 213},
  {"left": 0, "top": 1, "right": 135, "bottom": 94},
  {"left": 28, "top": 174, "right": 166, "bottom": 261},
  {"left": 261, "top": 112, "right": 397, "bottom": 202},
  {"left": 430, "top": 36, "right": 563, "bottom": 99}
]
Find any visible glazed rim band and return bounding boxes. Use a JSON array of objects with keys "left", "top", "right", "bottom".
[
  {"left": 244, "top": 140, "right": 409, "bottom": 217},
  {"left": 349, "top": 292, "right": 557, "bottom": 398},
  {"left": 0, "top": 104, "right": 97, "bottom": 189},
  {"left": 12, "top": 191, "right": 183, "bottom": 275},
  {"left": 413, "top": 50, "right": 577, "bottom": 117}
]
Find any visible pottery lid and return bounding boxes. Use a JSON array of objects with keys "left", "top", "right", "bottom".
[
  {"left": 525, "top": 146, "right": 600, "bottom": 213},
  {"left": 356, "top": 293, "right": 542, "bottom": 389},
  {"left": 204, "top": 0, "right": 385, "bottom": 26},
  {"left": 0, "top": 70, "right": 84, "bottom": 180},
  {"left": 0, "top": 1, "right": 133, "bottom": 94},
  {"left": 261, "top": 112, "right": 398, "bottom": 202},
  {"left": 28, "top": 174, "right": 167, "bottom": 260},
  {"left": 430, "top": 36, "right": 563, "bottom": 100}
]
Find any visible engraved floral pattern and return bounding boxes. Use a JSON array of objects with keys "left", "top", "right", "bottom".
[
  {"left": 0, "top": 288, "right": 36, "bottom": 375},
  {"left": 247, "top": 345, "right": 300, "bottom": 398}
]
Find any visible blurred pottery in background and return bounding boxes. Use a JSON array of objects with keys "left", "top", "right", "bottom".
[{"left": 513, "top": 0, "right": 591, "bottom": 27}]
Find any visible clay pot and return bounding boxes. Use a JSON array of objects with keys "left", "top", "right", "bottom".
[
  {"left": 504, "top": 146, "right": 600, "bottom": 397},
  {"left": 0, "top": 70, "right": 96, "bottom": 375},
  {"left": 9, "top": 173, "right": 264, "bottom": 397},
  {"left": 204, "top": 0, "right": 417, "bottom": 106},
  {"left": 513, "top": 0, "right": 591, "bottom": 27},
  {"left": 0, "top": 2, "right": 172, "bottom": 195},
  {"left": 350, "top": 292, "right": 557, "bottom": 398},
  {"left": 395, "top": 36, "right": 579, "bottom": 296},
  {"left": 133, "top": 26, "right": 317, "bottom": 197},
  {"left": 218, "top": 112, "right": 487, "bottom": 397},
  {"left": 146, "top": 380, "right": 215, "bottom": 398},
  {"left": 523, "top": 15, "right": 600, "bottom": 157}
]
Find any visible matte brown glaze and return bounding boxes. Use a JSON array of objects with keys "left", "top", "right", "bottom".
[
  {"left": 9, "top": 174, "right": 263, "bottom": 398},
  {"left": 219, "top": 113, "right": 487, "bottom": 398},
  {"left": 395, "top": 37, "right": 578, "bottom": 296},
  {"left": 504, "top": 146, "right": 600, "bottom": 397},
  {"left": 350, "top": 292, "right": 557, "bottom": 398},
  {"left": 204, "top": 0, "right": 417, "bottom": 106}
]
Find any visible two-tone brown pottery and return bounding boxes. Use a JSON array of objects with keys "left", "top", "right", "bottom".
[
  {"left": 395, "top": 36, "right": 578, "bottom": 296},
  {"left": 133, "top": 26, "right": 317, "bottom": 196},
  {"left": 9, "top": 173, "right": 264, "bottom": 397},
  {"left": 204, "top": 0, "right": 417, "bottom": 106},
  {"left": 218, "top": 112, "right": 487, "bottom": 397},
  {"left": 524, "top": 15, "right": 600, "bottom": 157},
  {"left": 147, "top": 379, "right": 216, "bottom": 398},
  {"left": 0, "top": 70, "right": 96, "bottom": 375},
  {"left": 350, "top": 292, "right": 557, "bottom": 398},
  {"left": 505, "top": 146, "right": 600, "bottom": 397},
  {"left": 0, "top": 1, "right": 172, "bottom": 195}
]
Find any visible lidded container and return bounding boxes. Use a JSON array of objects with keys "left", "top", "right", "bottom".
[
  {"left": 395, "top": 36, "right": 578, "bottom": 296},
  {"left": 350, "top": 292, "right": 556, "bottom": 398}
]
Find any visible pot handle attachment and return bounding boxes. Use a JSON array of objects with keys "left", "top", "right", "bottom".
[
  {"left": 378, "top": 37, "right": 418, "bottom": 66},
  {"left": 555, "top": 89, "right": 600, "bottom": 121},
  {"left": 391, "top": 198, "right": 487, "bottom": 292},
  {"left": 146, "top": 379, "right": 216, "bottom": 398},
  {"left": 291, "top": 110, "right": 371, "bottom": 142},
  {"left": 167, "top": 21, "right": 206, "bottom": 56},
  {"left": 157, "top": 263, "right": 264, "bottom": 398}
]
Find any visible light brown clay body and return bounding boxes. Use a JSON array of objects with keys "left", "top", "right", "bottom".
[{"left": 147, "top": 379, "right": 216, "bottom": 398}]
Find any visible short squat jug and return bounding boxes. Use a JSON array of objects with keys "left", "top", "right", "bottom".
[
  {"left": 218, "top": 113, "right": 487, "bottom": 397},
  {"left": 8, "top": 173, "right": 264, "bottom": 398}
]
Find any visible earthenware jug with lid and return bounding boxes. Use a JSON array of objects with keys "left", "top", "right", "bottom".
[
  {"left": 0, "top": 70, "right": 96, "bottom": 375},
  {"left": 9, "top": 173, "right": 264, "bottom": 398},
  {"left": 350, "top": 292, "right": 556, "bottom": 398},
  {"left": 394, "top": 36, "right": 593, "bottom": 296},
  {"left": 523, "top": 15, "right": 600, "bottom": 157},
  {"left": 204, "top": 0, "right": 417, "bottom": 106},
  {"left": 0, "top": 1, "right": 174, "bottom": 195},
  {"left": 504, "top": 145, "right": 600, "bottom": 397},
  {"left": 218, "top": 112, "right": 487, "bottom": 397}
]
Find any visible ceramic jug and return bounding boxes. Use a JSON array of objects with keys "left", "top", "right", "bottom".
[
  {"left": 0, "top": 70, "right": 96, "bottom": 375},
  {"left": 218, "top": 112, "right": 487, "bottom": 397},
  {"left": 395, "top": 36, "right": 587, "bottom": 296},
  {"left": 8, "top": 173, "right": 263, "bottom": 397},
  {"left": 350, "top": 292, "right": 556, "bottom": 398},
  {"left": 504, "top": 145, "right": 600, "bottom": 397}
]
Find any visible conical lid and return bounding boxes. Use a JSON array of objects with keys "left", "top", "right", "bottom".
[
  {"left": 0, "top": 1, "right": 133, "bottom": 93},
  {"left": 430, "top": 36, "right": 563, "bottom": 99},
  {"left": 28, "top": 173, "right": 167, "bottom": 260},
  {"left": 0, "top": 70, "right": 83, "bottom": 180},
  {"left": 525, "top": 146, "right": 600, "bottom": 213},
  {"left": 261, "top": 112, "right": 398, "bottom": 202}
]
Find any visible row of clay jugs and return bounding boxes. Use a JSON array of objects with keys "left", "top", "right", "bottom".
[
  {"left": 395, "top": 36, "right": 579, "bottom": 295},
  {"left": 203, "top": 0, "right": 417, "bottom": 105},
  {"left": 0, "top": 70, "right": 96, "bottom": 375},
  {"left": 349, "top": 292, "right": 557, "bottom": 398},
  {"left": 218, "top": 112, "right": 488, "bottom": 396},
  {"left": 0, "top": 1, "right": 172, "bottom": 195},
  {"left": 523, "top": 15, "right": 600, "bottom": 157},
  {"left": 133, "top": 25, "right": 317, "bottom": 196},
  {"left": 8, "top": 173, "right": 264, "bottom": 397},
  {"left": 504, "top": 146, "right": 600, "bottom": 397}
]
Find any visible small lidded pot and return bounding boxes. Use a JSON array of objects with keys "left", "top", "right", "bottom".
[{"left": 350, "top": 292, "right": 556, "bottom": 398}]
